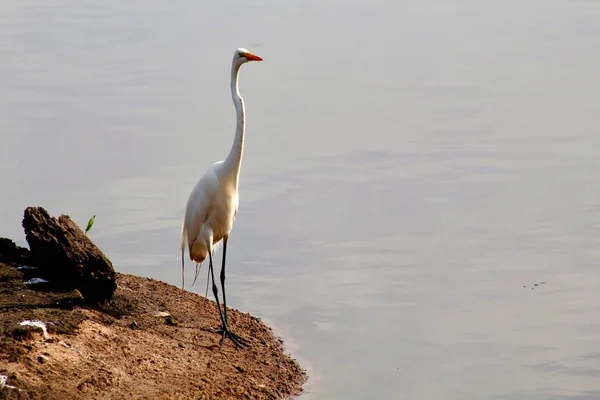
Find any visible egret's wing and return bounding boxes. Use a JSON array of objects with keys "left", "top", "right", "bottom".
[{"left": 183, "top": 163, "right": 221, "bottom": 258}]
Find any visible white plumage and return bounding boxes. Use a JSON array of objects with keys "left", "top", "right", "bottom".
[{"left": 183, "top": 160, "right": 237, "bottom": 266}]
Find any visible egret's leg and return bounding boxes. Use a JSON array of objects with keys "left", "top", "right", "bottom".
[
  {"left": 218, "top": 238, "right": 249, "bottom": 345},
  {"left": 208, "top": 249, "right": 247, "bottom": 348},
  {"left": 220, "top": 237, "right": 230, "bottom": 325},
  {"left": 208, "top": 251, "right": 226, "bottom": 328}
]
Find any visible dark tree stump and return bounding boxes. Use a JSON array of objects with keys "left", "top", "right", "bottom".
[{"left": 22, "top": 207, "right": 116, "bottom": 303}]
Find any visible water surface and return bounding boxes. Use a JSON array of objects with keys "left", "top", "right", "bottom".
[{"left": 1, "top": 0, "right": 600, "bottom": 398}]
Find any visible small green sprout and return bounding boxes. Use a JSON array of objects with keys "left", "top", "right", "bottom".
[{"left": 85, "top": 215, "right": 96, "bottom": 235}]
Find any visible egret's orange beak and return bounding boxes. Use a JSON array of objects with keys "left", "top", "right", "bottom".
[{"left": 244, "top": 52, "right": 263, "bottom": 62}]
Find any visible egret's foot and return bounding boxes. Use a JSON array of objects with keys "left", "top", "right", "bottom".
[{"left": 216, "top": 326, "right": 250, "bottom": 348}]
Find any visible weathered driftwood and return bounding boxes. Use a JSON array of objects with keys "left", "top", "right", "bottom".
[
  {"left": 0, "top": 237, "right": 30, "bottom": 264},
  {"left": 21, "top": 206, "right": 116, "bottom": 303}
]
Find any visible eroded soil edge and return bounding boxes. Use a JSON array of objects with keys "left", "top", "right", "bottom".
[{"left": 0, "top": 263, "right": 306, "bottom": 399}]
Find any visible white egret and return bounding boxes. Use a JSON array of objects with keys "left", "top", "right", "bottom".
[{"left": 181, "top": 48, "right": 263, "bottom": 348}]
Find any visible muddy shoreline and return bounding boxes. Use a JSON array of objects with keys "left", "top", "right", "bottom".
[{"left": 0, "top": 261, "right": 306, "bottom": 399}]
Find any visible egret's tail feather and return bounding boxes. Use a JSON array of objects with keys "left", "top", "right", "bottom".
[
  {"left": 192, "top": 262, "right": 202, "bottom": 286},
  {"left": 180, "top": 224, "right": 187, "bottom": 291},
  {"left": 205, "top": 267, "right": 210, "bottom": 297}
]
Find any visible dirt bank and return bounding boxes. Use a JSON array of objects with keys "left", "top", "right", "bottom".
[{"left": 0, "top": 261, "right": 306, "bottom": 399}]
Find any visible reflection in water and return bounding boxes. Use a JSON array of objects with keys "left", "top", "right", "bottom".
[{"left": 1, "top": 0, "right": 600, "bottom": 398}]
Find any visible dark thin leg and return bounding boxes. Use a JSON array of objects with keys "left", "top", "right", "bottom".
[
  {"left": 220, "top": 238, "right": 229, "bottom": 325},
  {"left": 208, "top": 250, "right": 227, "bottom": 332},
  {"left": 208, "top": 248, "right": 249, "bottom": 348}
]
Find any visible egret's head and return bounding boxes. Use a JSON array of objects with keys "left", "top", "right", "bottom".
[{"left": 234, "top": 48, "right": 263, "bottom": 66}]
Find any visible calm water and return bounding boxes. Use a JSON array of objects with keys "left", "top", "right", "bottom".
[{"left": 2, "top": 0, "right": 600, "bottom": 398}]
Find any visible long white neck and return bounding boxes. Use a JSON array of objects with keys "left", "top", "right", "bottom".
[{"left": 223, "top": 60, "right": 245, "bottom": 184}]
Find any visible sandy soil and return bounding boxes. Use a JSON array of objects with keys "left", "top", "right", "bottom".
[{"left": 0, "top": 262, "right": 306, "bottom": 399}]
